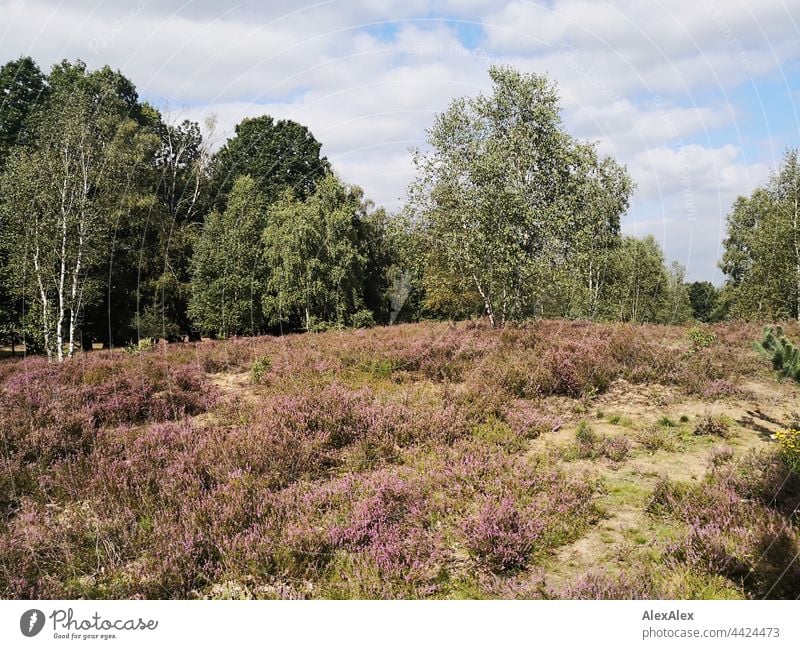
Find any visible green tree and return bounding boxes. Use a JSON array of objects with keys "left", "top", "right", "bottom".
[
  {"left": 210, "top": 115, "right": 329, "bottom": 208},
  {"left": 688, "top": 281, "right": 719, "bottom": 322},
  {"left": 0, "top": 56, "right": 48, "bottom": 168},
  {"left": 136, "top": 118, "right": 211, "bottom": 342},
  {"left": 601, "top": 236, "right": 669, "bottom": 323},
  {"left": 0, "top": 62, "right": 156, "bottom": 360},
  {"left": 407, "top": 66, "right": 632, "bottom": 326},
  {"left": 261, "top": 174, "right": 370, "bottom": 331},
  {"left": 189, "top": 175, "right": 269, "bottom": 337},
  {"left": 0, "top": 56, "right": 49, "bottom": 350},
  {"left": 656, "top": 261, "right": 693, "bottom": 324},
  {"left": 30, "top": 60, "right": 167, "bottom": 350},
  {"left": 721, "top": 149, "right": 800, "bottom": 319}
]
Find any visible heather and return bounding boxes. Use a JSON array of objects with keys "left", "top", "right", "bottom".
[{"left": 2, "top": 319, "right": 799, "bottom": 599}]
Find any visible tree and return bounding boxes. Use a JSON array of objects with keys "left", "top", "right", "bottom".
[
  {"left": 656, "top": 261, "right": 693, "bottom": 324},
  {"left": 0, "top": 63, "right": 155, "bottom": 361},
  {"left": 0, "top": 56, "right": 49, "bottom": 351},
  {"left": 261, "top": 174, "right": 370, "bottom": 331},
  {"left": 601, "top": 236, "right": 669, "bottom": 323},
  {"left": 688, "top": 281, "right": 719, "bottom": 322},
  {"left": 0, "top": 56, "right": 48, "bottom": 168},
  {"left": 210, "top": 115, "right": 329, "bottom": 208},
  {"left": 407, "top": 66, "right": 632, "bottom": 326},
  {"left": 721, "top": 150, "right": 800, "bottom": 319},
  {"left": 135, "top": 117, "right": 211, "bottom": 342},
  {"left": 189, "top": 175, "right": 269, "bottom": 337}
]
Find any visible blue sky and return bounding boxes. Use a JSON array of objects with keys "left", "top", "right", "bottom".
[{"left": 2, "top": 0, "right": 799, "bottom": 282}]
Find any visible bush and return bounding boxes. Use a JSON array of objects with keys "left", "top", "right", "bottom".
[
  {"left": 701, "top": 379, "right": 743, "bottom": 400},
  {"left": 637, "top": 426, "right": 678, "bottom": 453},
  {"left": 559, "top": 568, "right": 663, "bottom": 599},
  {"left": 688, "top": 327, "right": 717, "bottom": 350},
  {"left": 460, "top": 498, "right": 542, "bottom": 572},
  {"left": 251, "top": 355, "right": 272, "bottom": 383},
  {"left": 694, "top": 414, "right": 734, "bottom": 438},
  {"left": 648, "top": 456, "right": 800, "bottom": 598},
  {"left": 755, "top": 326, "right": 800, "bottom": 382},
  {"left": 351, "top": 310, "right": 377, "bottom": 329},
  {"left": 599, "top": 436, "right": 632, "bottom": 462},
  {"left": 709, "top": 446, "right": 735, "bottom": 467},
  {"left": 0, "top": 319, "right": 790, "bottom": 599},
  {"left": 775, "top": 428, "right": 800, "bottom": 475},
  {"left": 504, "top": 401, "right": 563, "bottom": 438}
]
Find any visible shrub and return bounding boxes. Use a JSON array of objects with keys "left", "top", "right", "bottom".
[
  {"left": 251, "top": 355, "right": 272, "bottom": 383},
  {"left": 1, "top": 319, "right": 790, "bottom": 600},
  {"left": 701, "top": 379, "right": 743, "bottom": 400},
  {"left": 755, "top": 326, "right": 800, "bottom": 382},
  {"left": 646, "top": 477, "right": 688, "bottom": 517},
  {"left": 125, "top": 338, "right": 156, "bottom": 355},
  {"left": 694, "top": 414, "right": 734, "bottom": 438},
  {"left": 504, "top": 401, "right": 563, "bottom": 438},
  {"left": 472, "top": 419, "right": 526, "bottom": 452},
  {"left": 708, "top": 445, "right": 735, "bottom": 467},
  {"left": 648, "top": 457, "right": 800, "bottom": 598},
  {"left": 688, "top": 327, "right": 717, "bottom": 350},
  {"left": 460, "top": 498, "right": 543, "bottom": 572},
  {"left": 775, "top": 428, "right": 800, "bottom": 475},
  {"left": 599, "top": 436, "right": 632, "bottom": 462},
  {"left": 559, "top": 568, "right": 663, "bottom": 599},
  {"left": 351, "top": 310, "right": 377, "bottom": 329},
  {"left": 637, "top": 426, "right": 678, "bottom": 453}
]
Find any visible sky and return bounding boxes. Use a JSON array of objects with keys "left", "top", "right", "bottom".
[{"left": 1, "top": 0, "right": 799, "bottom": 283}]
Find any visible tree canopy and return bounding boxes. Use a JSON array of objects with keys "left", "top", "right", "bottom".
[
  {"left": 721, "top": 149, "right": 800, "bottom": 320},
  {"left": 210, "top": 115, "right": 329, "bottom": 208},
  {"left": 408, "top": 66, "right": 634, "bottom": 326}
]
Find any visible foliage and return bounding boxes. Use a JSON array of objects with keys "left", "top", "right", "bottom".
[
  {"left": 0, "top": 61, "right": 158, "bottom": 360},
  {"left": 688, "top": 281, "right": 720, "bottom": 322},
  {"left": 774, "top": 429, "right": 800, "bottom": 475},
  {"left": 755, "top": 326, "right": 800, "bottom": 382},
  {"left": 250, "top": 355, "right": 272, "bottom": 383},
  {"left": 599, "top": 236, "right": 689, "bottom": 323},
  {"left": 637, "top": 425, "right": 678, "bottom": 452},
  {"left": 407, "top": 65, "right": 633, "bottom": 326},
  {"left": 209, "top": 115, "right": 328, "bottom": 208},
  {"left": 693, "top": 414, "right": 733, "bottom": 438},
  {"left": 0, "top": 319, "right": 796, "bottom": 599},
  {"left": 650, "top": 451, "right": 800, "bottom": 598},
  {"left": 261, "top": 174, "right": 372, "bottom": 330},
  {"left": 189, "top": 175, "right": 269, "bottom": 337},
  {"left": 721, "top": 149, "right": 800, "bottom": 320},
  {"left": 688, "top": 326, "right": 717, "bottom": 350},
  {"left": 0, "top": 56, "right": 48, "bottom": 167}
]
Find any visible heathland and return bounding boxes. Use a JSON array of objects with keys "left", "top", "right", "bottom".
[{"left": 2, "top": 320, "right": 799, "bottom": 599}]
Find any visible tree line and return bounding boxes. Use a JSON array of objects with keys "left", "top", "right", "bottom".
[{"left": 0, "top": 59, "right": 795, "bottom": 360}]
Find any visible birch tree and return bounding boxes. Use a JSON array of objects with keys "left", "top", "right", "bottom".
[
  {"left": 0, "top": 75, "right": 151, "bottom": 360},
  {"left": 721, "top": 149, "right": 800, "bottom": 320},
  {"left": 407, "top": 66, "right": 632, "bottom": 326}
]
